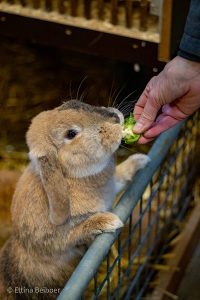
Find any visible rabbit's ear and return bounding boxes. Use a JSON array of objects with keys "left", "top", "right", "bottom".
[{"left": 38, "top": 155, "right": 70, "bottom": 226}]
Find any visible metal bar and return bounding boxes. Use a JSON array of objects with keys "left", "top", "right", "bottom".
[
  {"left": 57, "top": 121, "right": 184, "bottom": 300},
  {"left": 117, "top": 234, "right": 122, "bottom": 293},
  {"left": 128, "top": 212, "right": 132, "bottom": 269},
  {"left": 93, "top": 273, "right": 98, "bottom": 298},
  {"left": 106, "top": 252, "right": 110, "bottom": 299}
]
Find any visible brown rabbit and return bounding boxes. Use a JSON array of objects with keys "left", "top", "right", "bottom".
[{"left": 0, "top": 100, "right": 149, "bottom": 299}]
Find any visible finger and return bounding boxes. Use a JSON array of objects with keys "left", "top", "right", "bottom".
[
  {"left": 162, "top": 103, "right": 188, "bottom": 119},
  {"left": 133, "top": 77, "right": 162, "bottom": 134},
  {"left": 143, "top": 102, "right": 188, "bottom": 139},
  {"left": 134, "top": 105, "right": 144, "bottom": 121},
  {"left": 133, "top": 84, "right": 150, "bottom": 121},
  {"left": 137, "top": 135, "right": 154, "bottom": 144},
  {"left": 143, "top": 114, "right": 181, "bottom": 139},
  {"left": 133, "top": 94, "right": 161, "bottom": 134}
]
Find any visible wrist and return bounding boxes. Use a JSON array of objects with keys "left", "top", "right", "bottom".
[
  {"left": 178, "top": 50, "right": 200, "bottom": 63},
  {"left": 165, "top": 56, "right": 200, "bottom": 81}
]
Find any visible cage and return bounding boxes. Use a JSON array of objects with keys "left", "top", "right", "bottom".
[
  {"left": 0, "top": 1, "right": 199, "bottom": 299},
  {"left": 56, "top": 112, "right": 199, "bottom": 300}
]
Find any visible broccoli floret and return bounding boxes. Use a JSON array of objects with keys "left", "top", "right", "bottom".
[{"left": 122, "top": 113, "right": 140, "bottom": 144}]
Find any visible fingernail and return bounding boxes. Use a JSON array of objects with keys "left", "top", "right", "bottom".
[{"left": 133, "top": 122, "right": 143, "bottom": 133}]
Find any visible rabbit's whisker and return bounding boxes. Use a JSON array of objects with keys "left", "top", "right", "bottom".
[
  {"left": 76, "top": 75, "right": 88, "bottom": 101},
  {"left": 107, "top": 78, "right": 115, "bottom": 108},
  {"left": 80, "top": 90, "right": 88, "bottom": 102},
  {"left": 111, "top": 83, "right": 127, "bottom": 108},
  {"left": 116, "top": 90, "right": 137, "bottom": 110},
  {"left": 109, "top": 86, "right": 119, "bottom": 108},
  {"left": 120, "top": 103, "right": 135, "bottom": 115}
]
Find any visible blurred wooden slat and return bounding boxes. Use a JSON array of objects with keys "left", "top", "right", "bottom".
[
  {"left": 158, "top": 0, "right": 173, "bottom": 62},
  {"left": 98, "top": 0, "right": 104, "bottom": 20},
  {"left": 57, "top": 0, "right": 65, "bottom": 14},
  {"left": 111, "top": 0, "right": 118, "bottom": 25},
  {"left": 84, "top": 0, "right": 92, "bottom": 20},
  {"left": 45, "top": 0, "right": 52, "bottom": 11},
  {"left": 32, "top": 0, "right": 40, "bottom": 9},
  {"left": 140, "top": 0, "right": 149, "bottom": 31},
  {"left": 70, "top": 0, "right": 78, "bottom": 17},
  {"left": 19, "top": 0, "right": 27, "bottom": 7},
  {"left": 125, "top": 0, "right": 133, "bottom": 28},
  {"left": 7, "top": 0, "right": 14, "bottom": 5}
]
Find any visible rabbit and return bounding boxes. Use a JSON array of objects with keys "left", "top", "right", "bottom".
[{"left": 0, "top": 100, "right": 150, "bottom": 299}]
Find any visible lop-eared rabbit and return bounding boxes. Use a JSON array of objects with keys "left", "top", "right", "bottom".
[{"left": 0, "top": 100, "right": 149, "bottom": 299}]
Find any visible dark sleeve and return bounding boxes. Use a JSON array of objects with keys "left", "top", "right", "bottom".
[{"left": 178, "top": 0, "right": 200, "bottom": 62}]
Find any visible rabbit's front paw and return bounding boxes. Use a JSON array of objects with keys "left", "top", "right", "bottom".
[
  {"left": 85, "top": 212, "right": 123, "bottom": 237},
  {"left": 123, "top": 154, "right": 150, "bottom": 181}
]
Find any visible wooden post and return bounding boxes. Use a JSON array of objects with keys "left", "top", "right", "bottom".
[
  {"left": 70, "top": 0, "right": 79, "bottom": 17},
  {"left": 32, "top": 0, "right": 40, "bottom": 9},
  {"left": 20, "top": 0, "right": 27, "bottom": 7},
  {"left": 84, "top": 0, "right": 92, "bottom": 20},
  {"left": 44, "top": 0, "right": 52, "bottom": 12},
  {"left": 140, "top": 0, "right": 150, "bottom": 31},
  {"left": 111, "top": 0, "right": 118, "bottom": 25},
  {"left": 57, "top": 0, "right": 65, "bottom": 14},
  {"left": 98, "top": 0, "right": 104, "bottom": 20},
  {"left": 125, "top": 0, "right": 133, "bottom": 28},
  {"left": 158, "top": 0, "right": 173, "bottom": 62}
]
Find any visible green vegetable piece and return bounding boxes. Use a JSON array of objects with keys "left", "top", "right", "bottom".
[{"left": 122, "top": 112, "right": 140, "bottom": 144}]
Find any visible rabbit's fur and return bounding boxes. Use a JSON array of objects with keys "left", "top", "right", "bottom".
[{"left": 0, "top": 100, "right": 149, "bottom": 299}]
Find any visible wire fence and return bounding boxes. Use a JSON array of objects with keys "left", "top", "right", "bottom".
[{"left": 58, "top": 112, "right": 199, "bottom": 300}]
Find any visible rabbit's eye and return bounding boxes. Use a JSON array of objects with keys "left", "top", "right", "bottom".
[{"left": 65, "top": 129, "right": 78, "bottom": 139}]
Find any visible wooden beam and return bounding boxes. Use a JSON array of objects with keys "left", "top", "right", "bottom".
[
  {"left": 140, "top": 0, "right": 149, "bottom": 31},
  {"left": 158, "top": 0, "right": 173, "bottom": 62},
  {"left": 97, "top": 0, "right": 104, "bottom": 20},
  {"left": 111, "top": 0, "right": 118, "bottom": 25},
  {"left": 125, "top": 0, "right": 133, "bottom": 29},
  {"left": 0, "top": 11, "right": 163, "bottom": 68}
]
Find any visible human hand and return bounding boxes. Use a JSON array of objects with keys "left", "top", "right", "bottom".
[{"left": 133, "top": 56, "right": 200, "bottom": 144}]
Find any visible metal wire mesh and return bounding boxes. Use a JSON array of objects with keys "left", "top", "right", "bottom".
[{"left": 58, "top": 112, "right": 199, "bottom": 300}]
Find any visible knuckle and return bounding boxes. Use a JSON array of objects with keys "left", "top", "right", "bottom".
[
  {"left": 148, "top": 91, "right": 161, "bottom": 108},
  {"left": 141, "top": 110, "right": 154, "bottom": 122}
]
